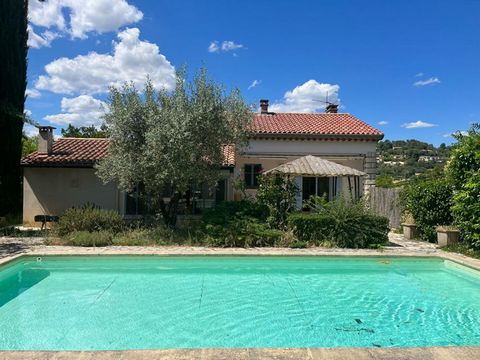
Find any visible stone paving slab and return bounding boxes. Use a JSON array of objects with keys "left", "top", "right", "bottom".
[{"left": 2, "top": 347, "right": 480, "bottom": 360}]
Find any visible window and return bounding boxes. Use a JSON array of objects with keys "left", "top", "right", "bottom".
[
  {"left": 317, "top": 177, "right": 330, "bottom": 199},
  {"left": 302, "top": 176, "right": 331, "bottom": 205},
  {"left": 244, "top": 164, "right": 262, "bottom": 188},
  {"left": 125, "top": 184, "right": 146, "bottom": 216}
]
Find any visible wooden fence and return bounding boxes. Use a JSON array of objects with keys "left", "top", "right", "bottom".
[{"left": 369, "top": 187, "right": 402, "bottom": 229}]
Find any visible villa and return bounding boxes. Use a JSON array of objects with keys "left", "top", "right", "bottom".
[{"left": 20, "top": 100, "right": 383, "bottom": 225}]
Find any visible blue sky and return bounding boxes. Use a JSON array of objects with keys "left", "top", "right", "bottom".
[{"left": 25, "top": 0, "right": 480, "bottom": 145}]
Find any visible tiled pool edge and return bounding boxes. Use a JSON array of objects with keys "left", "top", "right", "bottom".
[{"left": 1, "top": 346, "right": 480, "bottom": 360}]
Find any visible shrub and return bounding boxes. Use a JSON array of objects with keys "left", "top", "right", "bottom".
[
  {"left": 288, "top": 241, "right": 308, "bottom": 249},
  {"left": 64, "top": 231, "right": 113, "bottom": 247},
  {"left": 202, "top": 200, "right": 268, "bottom": 226},
  {"left": 256, "top": 175, "right": 298, "bottom": 229},
  {"left": 446, "top": 124, "right": 480, "bottom": 191},
  {"left": 205, "top": 217, "right": 283, "bottom": 248},
  {"left": 288, "top": 198, "right": 390, "bottom": 249},
  {"left": 54, "top": 203, "right": 124, "bottom": 236},
  {"left": 446, "top": 124, "right": 480, "bottom": 249},
  {"left": 451, "top": 171, "right": 480, "bottom": 249},
  {"left": 202, "top": 200, "right": 284, "bottom": 247},
  {"left": 401, "top": 178, "right": 453, "bottom": 242}
]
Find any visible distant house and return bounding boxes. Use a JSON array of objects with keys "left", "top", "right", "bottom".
[
  {"left": 21, "top": 100, "right": 383, "bottom": 226},
  {"left": 418, "top": 155, "right": 445, "bottom": 163}
]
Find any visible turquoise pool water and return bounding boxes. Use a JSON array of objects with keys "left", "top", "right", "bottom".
[{"left": 0, "top": 256, "right": 479, "bottom": 350}]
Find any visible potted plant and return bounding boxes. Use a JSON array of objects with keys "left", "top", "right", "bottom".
[
  {"left": 436, "top": 226, "right": 460, "bottom": 247},
  {"left": 402, "top": 213, "right": 418, "bottom": 240}
]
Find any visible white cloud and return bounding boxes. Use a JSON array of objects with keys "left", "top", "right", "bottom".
[
  {"left": 28, "top": 0, "right": 143, "bottom": 47},
  {"left": 35, "top": 28, "right": 176, "bottom": 95},
  {"left": 24, "top": 109, "right": 32, "bottom": 117},
  {"left": 269, "top": 80, "right": 340, "bottom": 113},
  {"left": 221, "top": 41, "right": 243, "bottom": 51},
  {"left": 248, "top": 80, "right": 261, "bottom": 90},
  {"left": 26, "top": 88, "right": 41, "bottom": 99},
  {"left": 414, "top": 77, "right": 440, "bottom": 87},
  {"left": 401, "top": 121, "right": 438, "bottom": 129},
  {"left": 23, "top": 124, "right": 39, "bottom": 138},
  {"left": 27, "top": 25, "right": 60, "bottom": 48},
  {"left": 378, "top": 121, "right": 388, "bottom": 125},
  {"left": 208, "top": 40, "right": 244, "bottom": 53},
  {"left": 44, "top": 95, "right": 108, "bottom": 127},
  {"left": 415, "top": 72, "right": 424, "bottom": 77},
  {"left": 208, "top": 41, "right": 220, "bottom": 53}
]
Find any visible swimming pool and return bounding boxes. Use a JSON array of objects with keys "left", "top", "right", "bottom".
[{"left": 0, "top": 255, "right": 479, "bottom": 350}]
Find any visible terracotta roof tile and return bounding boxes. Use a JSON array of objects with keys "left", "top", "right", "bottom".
[
  {"left": 21, "top": 138, "right": 110, "bottom": 168},
  {"left": 251, "top": 113, "right": 383, "bottom": 139},
  {"left": 221, "top": 145, "right": 235, "bottom": 167},
  {"left": 22, "top": 138, "right": 236, "bottom": 168}
]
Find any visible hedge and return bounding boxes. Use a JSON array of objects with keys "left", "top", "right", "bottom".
[{"left": 288, "top": 212, "right": 389, "bottom": 248}]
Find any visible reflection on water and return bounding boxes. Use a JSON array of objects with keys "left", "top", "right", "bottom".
[{"left": 0, "top": 269, "right": 50, "bottom": 307}]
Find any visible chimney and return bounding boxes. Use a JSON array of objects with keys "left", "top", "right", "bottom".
[
  {"left": 325, "top": 104, "right": 339, "bottom": 113},
  {"left": 38, "top": 126, "right": 56, "bottom": 155},
  {"left": 260, "top": 99, "right": 269, "bottom": 114}
]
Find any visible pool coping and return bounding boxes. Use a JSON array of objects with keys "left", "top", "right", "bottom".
[{"left": 1, "top": 346, "right": 480, "bottom": 359}]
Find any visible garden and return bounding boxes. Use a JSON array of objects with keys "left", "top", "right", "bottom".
[{"left": 43, "top": 174, "right": 390, "bottom": 249}]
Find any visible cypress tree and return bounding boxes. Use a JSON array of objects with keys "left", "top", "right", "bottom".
[{"left": 0, "top": 0, "right": 28, "bottom": 215}]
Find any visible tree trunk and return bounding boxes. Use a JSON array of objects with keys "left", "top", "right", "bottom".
[{"left": 159, "top": 192, "right": 181, "bottom": 228}]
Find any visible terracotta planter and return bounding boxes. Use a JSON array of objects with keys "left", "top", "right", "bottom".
[
  {"left": 436, "top": 227, "right": 460, "bottom": 247},
  {"left": 402, "top": 223, "right": 418, "bottom": 240}
]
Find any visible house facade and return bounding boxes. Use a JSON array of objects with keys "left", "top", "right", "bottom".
[{"left": 21, "top": 101, "right": 383, "bottom": 226}]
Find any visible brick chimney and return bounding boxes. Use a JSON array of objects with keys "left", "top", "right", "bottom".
[
  {"left": 325, "top": 104, "right": 339, "bottom": 113},
  {"left": 260, "top": 99, "right": 269, "bottom": 114},
  {"left": 38, "top": 126, "right": 56, "bottom": 155}
]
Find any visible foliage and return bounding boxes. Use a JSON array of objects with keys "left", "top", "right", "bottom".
[
  {"left": 446, "top": 124, "right": 480, "bottom": 191},
  {"left": 256, "top": 175, "right": 298, "bottom": 229},
  {"left": 204, "top": 217, "right": 283, "bottom": 248},
  {"left": 305, "top": 195, "right": 368, "bottom": 217},
  {"left": 288, "top": 197, "right": 389, "bottom": 248},
  {"left": 0, "top": 226, "right": 46, "bottom": 237},
  {"left": 375, "top": 175, "right": 395, "bottom": 188},
  {"left": 202, "top": 200, "right": 281, "bottom": 247},
  {"left": 445, "top": 124, "right": 480, "bottom": 249},
  {"left": 62, "top": 231, "right": 113, "bottom": 247},
  {"left": 0, "top": 0, "right": 28, "bottom": 216},
  {"left": 22, "top": 133, "right": 38, "bottom": 156},
  {"left": 288, "top": 212, "right": 389, "bottom": 248},
  {"left": 400, "top": 178, "right": 454, "bottom": 242},
  {"left": 202, "top": 200, "right": 267, "bottom": 226},
  {"left": 54, "top": 203, "right": 124, "bottom": 236},
  {"left": 288, "top": 241, "right": 308, "bottom": 249},
  {"left": 442, "top": 243, "right": 480, "bottom": 260},
  {"left": 97, "top": 68, "right": 252, "bottom": 227},
  {"left": 61, "top": 124, "right": 109, "bottom": 138},
  {"left": 451, "top": 170, "right": 480, "bottom": 249},
  {"left": 377, "top": 139, "right": 450, "bottom": 181}
]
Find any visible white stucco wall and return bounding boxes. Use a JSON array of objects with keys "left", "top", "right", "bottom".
[
  {"left": 243, "top": 139, "right": 377, "bottom": 156},
  {"left": 23, "top": 167, "right": 120, "bottom": 226},
  {"left": 234, "top": 138, "right": 377, "bottom": 199}
]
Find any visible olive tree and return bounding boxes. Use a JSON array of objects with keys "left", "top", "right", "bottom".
[{"left": 97, "top": 68, "right": 252, "bottom": 227}]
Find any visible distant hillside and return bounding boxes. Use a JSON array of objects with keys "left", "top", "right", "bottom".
[{"left": 376, "top": 140, "right": 451, "bottom": 181}]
